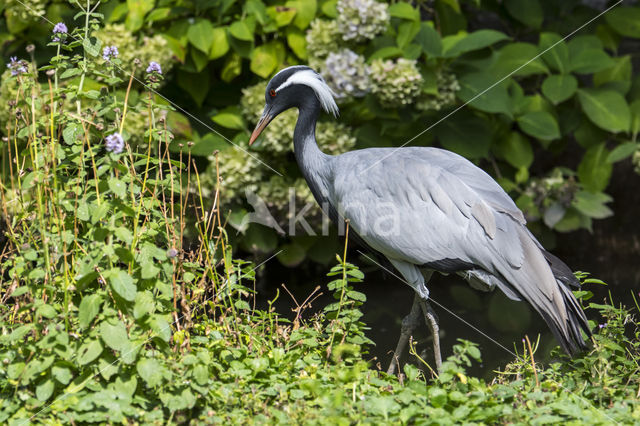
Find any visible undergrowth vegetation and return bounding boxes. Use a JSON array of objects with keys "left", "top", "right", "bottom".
[{"left": 0, "top": 3, "right": 639, "bottom": 425}]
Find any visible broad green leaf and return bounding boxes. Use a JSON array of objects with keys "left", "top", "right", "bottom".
[
  {"left": 435, "top": 111, "right": 492, "bottom": 159},
  {"left": 491, "top": 43, "right": 548, "bottom": 77},
  {"left": 82, "top": 36, "right": 101, "bottom": 57},
  {"left": 211, "top": 107, "right": 245, "bottom": 130},
  {"left": 504, "top": 0, "right": 543, "bottom": 29},
  {"left": 577, "top": 89, "right": 630, "bottom": 133},
  {"left": 286, "top": 28, "right": 307, "bottom": 59},
  {"left": 368, "top": 46, "right": 404, "bottom": 61},
  {"left": 538, "top": 33, "right": 570, "bottom": 73},
  {"left": 126, "top": 0, "right": 155, "bottom": 32},
  {"left": 578, "top": 143, "right": 612, "bottom": 192},
  {"left": 100, "top": 319, "right": 130, "bottom": 352},
  {"left": 187, "top": 19, "right": 214, "bottom": 53},
  {"left": 250, "top": 41, "right": 284, "bottom": 77},
  {"left": 137, "top": 358, "right": 163, "bottom": 387},
  {"left": 229, "top": 20, "right": 254, "bottom": 41},
  {"left": 607, "top": 141, "right": 639, "bottom": 163},
  {"left": 108, "top": 177, "right": 126, "bottom": 198},
  {"left": 415, "top": 23, "right": 442, "bottom": 57},
  {"left": 78, "top": 294, "right": 102, "bottom": 329},
  {"left": 77, "top": 339, "right": 103, "bottom": 365},
  {"left": 494, "top": 132, "right": 533, "bottom": 168},
  {"left": 149, "top": 315, "right": 172, "bottom": 342},
  {"left": 541, "top": 74, "right": 578, "bottom": 105},
  {"left": 191, "top": 47, "right": 209, "bottom": 72},
  {"left": 604, "top": 6, "right": 640, "bottom": 38},
  {"left": 184, "top": 133, "right": 228, "bottom": 157},
  {"left": 388, "top": 2, "right": 420, "bottom": 21},
  {"left": 443, "top": 29, "right": 508, "bottom": 57},
  {"left": 52, "top": 365, "right": 72, "bottom": 385},
  {"left": 517, "top": 111, "right": 560, "bottom": 141},
  {"left": 570, "top": 48, "right": 615, "bottom": 74},
  {"left": 593, "top": 55, "right": 632, "bottom": 94},
  {"left": 134, "top": 291, "right": 155, "bottom": 319},
  {"left": 140, "top": 261, "right": 160, "bottom": 280},
  {"left": 286, "top": 0, "right": 316, "bottom": 29},
  {"left": 221, "top": 53, "right": 242, "bottom": 82},
  {"left": 62, "top": 123, "right": 82, "bottom": 145},
  {"left": 396, "top": 21, "right": 421, "bottom": 49},
  {"left": 267, "top": 5, "right": 297, "bottom": 27},
  {"left": 36, "top": 379, "right": 55, "bottom": 401},
  {"left": 108, "top": 269, "right": 137, "bottom": 301},
  {"left": 457, "top": 72, "right": 512, "bottom": 117},
  {"left": 572, "top": 191, "right": 613, "bottom": 219},
  {"left": 209, "top": 28, "right": 230, "bottom": 60}
]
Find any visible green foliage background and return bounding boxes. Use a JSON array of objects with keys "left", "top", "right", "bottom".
[
  {"left": 0, "top": 1, "right": 640, "bottom": 424},
  {"left": 3, "top": 0, "right": 640, "bottom": 267}
]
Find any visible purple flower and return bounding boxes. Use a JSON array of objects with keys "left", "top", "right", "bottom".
[
  {"left": 105, "top": 133, "right": 124, "bottom": 154},
  {"left": 7, "top": 57, "right": 27, "bottom": 76},
  {"left": 102, "top": 45, "right": 119, "bottom": 62},
  {"left": 146, "top": 61, "right": 162, "bottom": 75},
  {"left": 52, "top": 22, "right": 68, "bottom": 42},
  {"left": 598, "top": 323, "right": 608, "bottom": 329}
]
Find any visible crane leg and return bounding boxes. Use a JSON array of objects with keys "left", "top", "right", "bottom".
[
  {"left": 386, "top": 295, "right": 421, "bottom": 375},
  {"left": 418, "top": 299, "right": 442, "bottom": 372}
]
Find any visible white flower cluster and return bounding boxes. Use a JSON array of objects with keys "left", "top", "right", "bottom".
[
  {"left": 370, "top": 58, "right": 423, "bottom": 107},
  {"left": 306, "top": 19, "right": 342, "bottom": 69},
  {"left": 336, "top": 0, "right": 390, "bottom": 42},
  {"left": 416, "top": 70, "right": 461, "bottom": 112},
  {"left": 5, "top": 0, "right": 45, "bottom": 23},
  {"left": 323, "top": 49, "right": 371, "bottom": 101}
]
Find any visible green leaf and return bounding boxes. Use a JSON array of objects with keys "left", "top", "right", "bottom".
[
  {"left": 267, "top": 5, "right": 297, "bottom": 27},
  {"left": 229, "top": 20, "right": 254, "bottom": 41},
  {"left": 538, "top": 33, "right": 569, "bottom": 73},
  {"left": 541, "top": 74, "right": 577, "bottom": 105},
  {"left": 108, "top": 269, "right": 137, "bottom": 301},
  {"left": 494, "top": 132, "right": 533, "bottom": 168},
  {"left": 435, "top": 111, "right": 492, "bottom": 159},
  {"left": 108, "top": 177, "right": 126, "bottom": 198},
  {"left": 126, "top": 0, "right": 155, "bottom": 32},
  {"left": 593, "top": 55, "right": 632, "bottom": 94},
  {"left": 570, "top": 49, "right": 615, "bottom": 74},
  {"left": 604, "top": 6, "right": 640, "bottom": 38},
  {"left": 396, "top": 21, "right": 421, "bottom": 49},
  {"left": 607, "top": 141, "right": 639, "bottom": 163},
  {"left": 187, "top": 19, "right": 214, "bottom": 53},
  {"left": 457, "top": 72, "right": 512, "bottom": 117},
  {"left": 77, "top": 339, "right": 103, "bottom": 365},
  {"left": 572, "top": 191, "right": 613, "bottom": 219},
  {"left": 36, "top": 379, "right": 55, "bottom": 401},
  {"left": 443, "top": 29, "right": 508, "bottom": 57},
  {"left": 415, "top": 23, "right": 442, "bottom": 57},
  {"left": 62, "top": 122, "right": 82, "bottom": 145},
  {"left": 134, "top": 291, "right": 155, "bottom": 319},
  {"left": 83, "top": 36, "right": 101, "bottom": 57},
  {"left": 149, "top": 315, "right": 172, "bottom": 342},
  {"left": 388, "top": 2, "right": 420, "bottom": 21},
  {"left": 137, "top": 358, "right": 163, "bottom": 387},
  {"left": 368, "top": 46, "right": 404, "bottom": 61},
  {"left": 221, "top": 53, "right": 242, "bottom": 82},
  {"left": 209, "top": 27, "right": 230, "bottom": 60},
  {"left": 631, "top": 99, "right": 640, "bottom": 137},
  {"left": 504, "top": 0, "right": 542, "bottom": 28},
  {"left": 578, "top": 143, "right": 612, "bottom": 192},
  {"left": 52, "top": 365, "right": 72, "bottom": 385},
  {"left": 491, "top": 43, "right": 549, "bottom": 77},
  {"left": 517, "top": 111, "right": 560, "bottom": 141},
  {"left": 211, "top": 107, "right": 245, "bottom": 130},
  {"left": 577, "top": 89, "right": 630, "bottom": 133},
  {"left": 177, "top": 70, "right": 210, "bottom": 107},
  {"left": 79, "top": 294, "right": 102, "bottom": 329},
  {"left": 140, "top": 261, "right": 160, "bottom": 280},
  {"left": 286, "top": 0, "right": 317, "bottom": 29},
  {"left": 250, "top": 41, "right": 284, "bottom": 77},
  {"left": 100, "top": 320, "right": 130, "bottom": 352},
  {"left": 286, "top": 28, "right": 307, "bottom": 59}
]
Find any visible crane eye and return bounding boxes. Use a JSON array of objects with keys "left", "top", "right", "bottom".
[{"left": 269, "top": 89, "right": 276, "bottom": 97}]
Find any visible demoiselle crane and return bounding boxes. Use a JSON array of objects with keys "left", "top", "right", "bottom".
[{"left": 249, "top": 66, "right": 591, "bottom": 373}]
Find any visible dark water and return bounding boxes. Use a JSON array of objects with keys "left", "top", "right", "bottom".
[{"left": 256, "top": 163, "right": 640, "bottom": 377}]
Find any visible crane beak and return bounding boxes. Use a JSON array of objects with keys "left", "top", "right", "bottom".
[{"left": 249, "top": 109, "right": 274, "bottom": 146}]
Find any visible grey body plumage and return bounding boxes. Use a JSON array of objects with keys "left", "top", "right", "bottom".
[{"left": 250, "top": 66, "right": 591, "bottom": 368}]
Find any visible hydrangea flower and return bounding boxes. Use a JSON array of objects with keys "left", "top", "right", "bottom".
[
  {"left": 305, "top": 19, "right": 341, "bottom": 68},
  {"left": 336, "top": 0, "right": 389, "bottom": 42},
  {"left": 146, "top": 61, "right": 162, "bottom": 75},
  {"left": 370, "top": 58, "right": 423, "bottom": 107},
  {"left": 102, "top": 45, "right": 119, "bottom": 62},
  {"left": 322, "top": 49, "right": 371, "bottom": 100},
  {"left": 6, "top": 57, "right": 28, "bottom": 77},
  {"left": 416, "top": 70, "right": 461, "bottom": 112},
  {"left": 52, "top": 22, "right": 68, "bottom": 42},
  {"left": 105, "top": 133, "right": 124, "bottom": 154}
]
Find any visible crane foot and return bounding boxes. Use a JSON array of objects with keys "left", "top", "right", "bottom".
[
  {"left": 387, "top": 295, "right": 421, "bottom": 375},
  {"left": 419, "top": 299, "right": 442, "bottom": 373}
]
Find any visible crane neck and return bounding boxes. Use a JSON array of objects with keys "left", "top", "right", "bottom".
[{"left": 293, "top": 97, "right": 332, "bottom": 201}]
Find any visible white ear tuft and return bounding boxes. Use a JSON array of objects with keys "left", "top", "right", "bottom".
[{"left": 276, "top": 69, "right": 339, "bottom": 117}]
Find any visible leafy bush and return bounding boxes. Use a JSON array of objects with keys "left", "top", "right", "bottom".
[{"left": 2, "top": 0, "right": 640, "bottom": 266}]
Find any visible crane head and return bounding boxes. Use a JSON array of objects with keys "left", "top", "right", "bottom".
[{"left": 249, "top": 66, "right": 339, "bottom": 145}]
